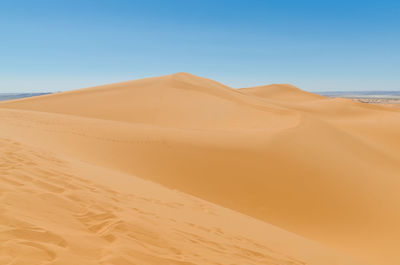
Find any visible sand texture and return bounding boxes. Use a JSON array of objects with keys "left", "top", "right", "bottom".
[{"left": 1, "top": 73, "right": 400, "bottom": 264}]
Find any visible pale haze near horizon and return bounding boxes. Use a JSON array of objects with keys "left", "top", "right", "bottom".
[{"left": 0, "top": 0, "right": 399, "bottom": 93}]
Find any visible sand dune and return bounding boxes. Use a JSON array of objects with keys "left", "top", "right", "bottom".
[
  {"left": 0, "top": 73, "right": 296, "bottom": 130},
  {"left": 1, "top": 73, "right": 400, "bottom": 264}
]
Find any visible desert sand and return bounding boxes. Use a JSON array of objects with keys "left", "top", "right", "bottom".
[{"left": 1, "top": 72, "right": 400, "bottom": 265}]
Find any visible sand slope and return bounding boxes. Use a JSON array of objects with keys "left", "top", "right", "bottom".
[
  {"left": 1, "top": 73, "right": 400, "bottom": 264},
  {"left": 0, "top": 137, "right": 361, "bottom": 265}
]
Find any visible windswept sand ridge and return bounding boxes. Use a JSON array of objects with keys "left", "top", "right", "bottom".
[
  {"left": 1, "top": 73, "right": 400, "bottom": 264},
  {"left": 0, "top": 138, "right": 362, "bottom": 265}
]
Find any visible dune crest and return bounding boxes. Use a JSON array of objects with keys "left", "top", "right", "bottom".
[{"left": 0, "top": 73, "right": 296, "bottom": 130}]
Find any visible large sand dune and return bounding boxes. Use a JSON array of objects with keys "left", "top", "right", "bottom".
[{"left": 1, "top": 73, "right": 400, "bottom": 264}]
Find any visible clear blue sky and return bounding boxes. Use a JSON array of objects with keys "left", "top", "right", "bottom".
[{"left": 0, "top": 0, "right": 399, "bottom": 92}]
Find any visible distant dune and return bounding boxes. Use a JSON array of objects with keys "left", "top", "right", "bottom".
[
  {"left": 239, "top": 83, "right": 325, "bottom": 102},
  {"left": 1, "top": 73, "right": 400, "bottom": 265}
]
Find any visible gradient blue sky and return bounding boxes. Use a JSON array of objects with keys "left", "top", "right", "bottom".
[{"left": 1, "top": 0, "right": 399, "bottom": 92}]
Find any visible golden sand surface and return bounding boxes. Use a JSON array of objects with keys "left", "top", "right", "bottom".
[{"left": 1, "top": 73, "right": 400, "bottom": 264}]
